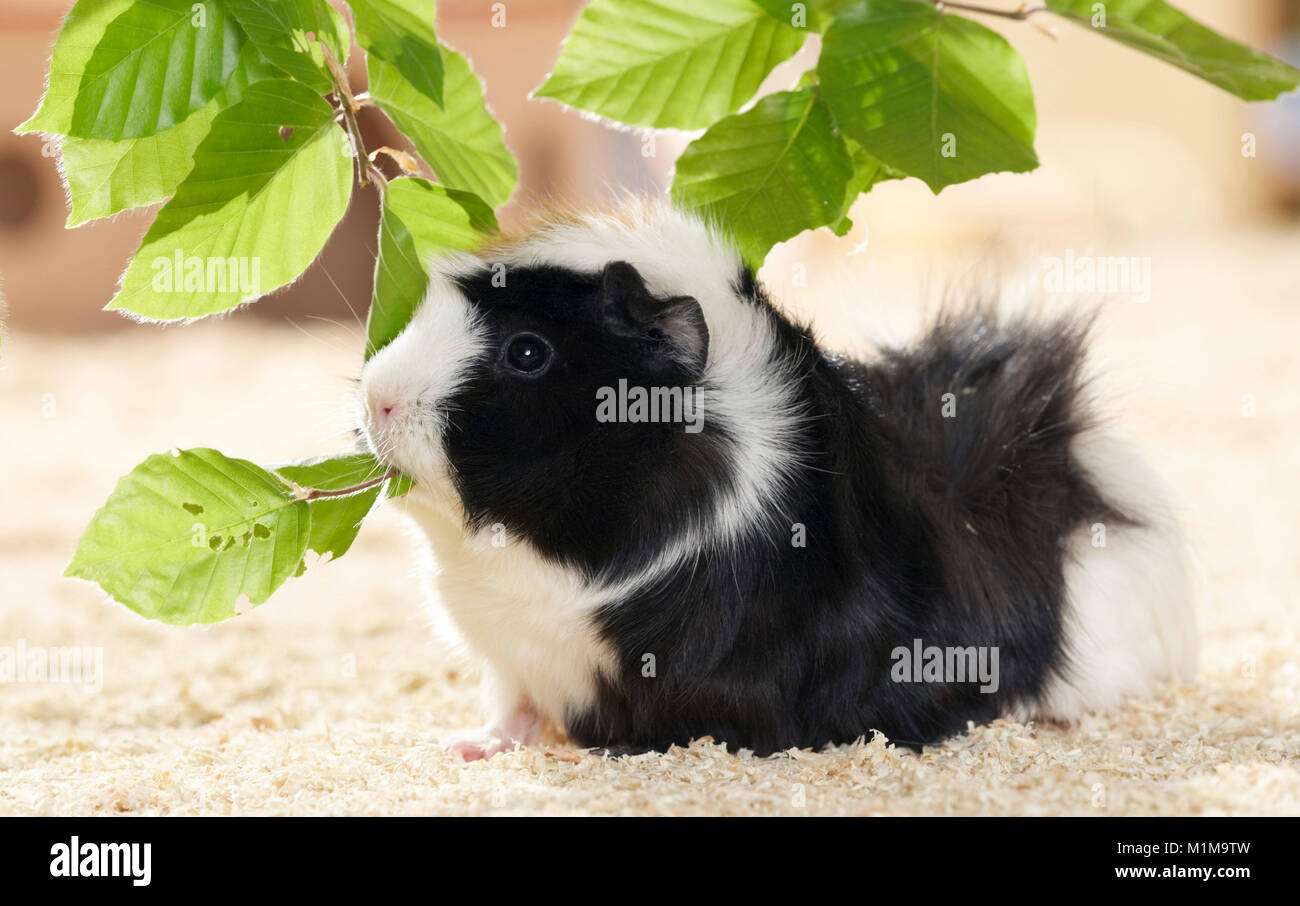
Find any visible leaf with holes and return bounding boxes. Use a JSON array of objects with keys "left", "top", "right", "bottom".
[
  {"left": 534, "top": 0, "right": 805, "bottom": 129},
  {"left": 671, "top": 88, "right": 854, "bottom": 266},
  {"left": 18, "top": 0, "right": 244, "bottom": 140},
  {"left": 368, "top": 49, "right": 516, "bottom": 209},
  {"left": 58, "top": 43, "right": 279, "bottom": 228},
  {"left": 818, "top": 1, "right": 1038, "bottom": 193},
  {"left": 107, "top": 79, "right": 352, "bottom": 320},
  {"left": 368, "top": 177, "right": 498, "bottom": 357},
  {"left": 224, "top": 0, "right": 350, "bottom": 92},
  {"left": 350, "top": 0, "right": 443, "bottom": 107},
  {"left": 1045, "top": 0, "right": 1300, "bottom": 101},
  {"left": 65, "top": 448, "right": 311, "bottom": 625}
]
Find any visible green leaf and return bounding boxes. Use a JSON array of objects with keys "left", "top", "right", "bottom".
[
  {"left": 274, "top": 450, "right": 410, "bottom": 497},
  {"left": 368, "top": 176, "right": 498, "bottom": 357},
  {"left": 18, "top": 0, "right": 245, "bottom": 139},
  {"left": 534, "top": 0, "right": 806, "bottom": 129},
  {"left": 58, "top": 43, "right": 279, "bottom": 228},
  {"left": 65, "top": 448, "right": 310, "bottom": 625},
  {"left": 818, "top": 1, "right": 1038, "bottom": 193},
  {"left": 275, "top": 453, "right": 392, "bottom": 562},
  {"left": 107, "top": 79, "right": 353, "bottom": 320},
  {"left": 299, "top": 488, "right": 380, "bottom": 564},
  {"left": 18, "top": 0, "right": 133, "bottom": 134},
  {"left": 1046, "top": 0, "right": 1300, "bottom": 101},
  {"left": 829, "top": 138, "right": 903, "bottom": 235},
  {"left": 671, "top": 87, "right": 853, "bottom": 267},
  {"left": 75, "top": 0, "right": 244, "bottom": 139},
  {"left": 224, "top": 0, "right": 350, "bottom": 92},
  {"left": 275, "top": 452, "right": 389, "bottom": 492},
  {"left": 58, "top": 111, "right": 219, "bottom": 228},
  {"left": 367, "top": 49, "right": 516, "bottom": 209},
  {"left": 350, "top": 0, "right": 443, "bottom": 107},
  {"left": 751, "top": 0, "right": 863, "bottom": 33}
]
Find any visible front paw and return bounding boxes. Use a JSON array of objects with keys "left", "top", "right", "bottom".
[
  {"left": 443, "top": 700, "right": 542, "bottom": 762},
  {"left": 442, "top": 725, "right": 528, "bottom": 762}
]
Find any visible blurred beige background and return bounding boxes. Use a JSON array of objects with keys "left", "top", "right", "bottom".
[{"left": 0, "top": 1, "right": 1297, "bottom": 815}]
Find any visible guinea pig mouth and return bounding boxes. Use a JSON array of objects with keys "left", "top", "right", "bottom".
[{"left": 358, "top": 392, "right": 449, "bottom": 483}]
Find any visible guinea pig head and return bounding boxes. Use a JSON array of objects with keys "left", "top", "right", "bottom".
[{"left": 358, "top": 256, "right": 711, "bottom": 543}]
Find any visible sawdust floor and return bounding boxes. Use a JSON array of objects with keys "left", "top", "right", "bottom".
[{"left": 1, "top": 227, "right": 1297, "bottom": 815}]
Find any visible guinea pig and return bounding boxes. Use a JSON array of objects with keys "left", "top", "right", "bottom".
[{"left": 358, "top": 198, "right": 1198, "bottom": 760}]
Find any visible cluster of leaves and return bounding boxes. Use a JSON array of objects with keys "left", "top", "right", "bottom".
[
  {"left": 18, "top": 0, "right": 515, "bottom": 623},
  {"left": 18, "top": 0, "right": 514, "bottom": 343},
  {"left": 536, "top": 0, "right": 1300, "bottom": 265},
  {"left": 23, "top": 0, "right": 1299, "bottom": 625}
]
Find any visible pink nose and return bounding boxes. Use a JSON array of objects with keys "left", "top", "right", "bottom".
[{"left": 370, "top": 393, "right": 401, "bottom": 424}]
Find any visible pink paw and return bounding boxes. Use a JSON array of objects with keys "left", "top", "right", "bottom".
[
  {"left": 443, "top": 730, "right": 514, "bottom": 762},
  {"left": 443, "top": 702, "right": 541, "bottom": 762}
]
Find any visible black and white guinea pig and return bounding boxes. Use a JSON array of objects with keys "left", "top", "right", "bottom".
[{"left": 359, "top": 198, "right": 1197, "bottom": 760}]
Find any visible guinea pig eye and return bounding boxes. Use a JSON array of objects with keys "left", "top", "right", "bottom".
[{"left": 501, "top": 332, "right": 552, "bottom": 377}]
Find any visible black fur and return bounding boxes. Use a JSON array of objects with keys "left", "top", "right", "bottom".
[{"left": 442, "top": 262, "right": 1122, "bottom": 754}]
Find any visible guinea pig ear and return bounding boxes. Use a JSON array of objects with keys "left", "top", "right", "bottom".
[{"left": 599, "top": 260, "right": 709, "bottom": 377}]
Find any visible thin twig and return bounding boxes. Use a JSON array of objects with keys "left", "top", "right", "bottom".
[
  {"left": 320, "top": 41, "right": 359, "bottom": 112},
  {"left": 934, "top": 1, "right": 1048, "bottom": 20},
  {"left": 341, "top": 101, "right": 369, "bottom": 185},
  {"left": 301, "top": 471, "right": 398, "bottom": 500},
  {"left": 318, "top": 37, "right": 371, "bottom": 186}
]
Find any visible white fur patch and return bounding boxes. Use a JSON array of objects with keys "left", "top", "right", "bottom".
[
  {"left": 399, "top": 495, "right": 619, "bottom": 724},
  {"left": 1024, "top": 427, "right": 1199, "bottom": 722},
  {"left": 361, "top": 266, "right": 487, "bottom": 482}
]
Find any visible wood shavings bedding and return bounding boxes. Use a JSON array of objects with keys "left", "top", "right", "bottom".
[{"left": 2, "top": 229, "right": 1296, "bottom": 816}]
